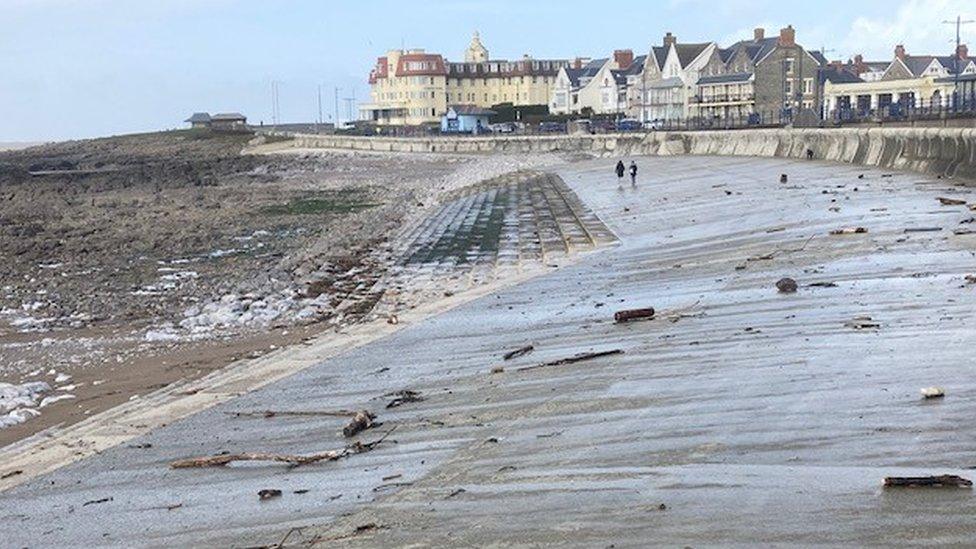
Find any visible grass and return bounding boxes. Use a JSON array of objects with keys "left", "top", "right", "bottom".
[{"left": 262, "top": 191, "right": 380, "bottom": 216}]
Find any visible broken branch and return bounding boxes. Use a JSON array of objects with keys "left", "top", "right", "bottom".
[
  {"left": 884, "top": 475, "right": 972, "bottom": 488},
  {"left": 503, "top": 345, "right": 535, "bottom": 361},
  {"left": 170, "top": 427, "right": 396, "bottom": 469},
  {"left": 515, "top": 349, "right": 624, "bottom": 372}
]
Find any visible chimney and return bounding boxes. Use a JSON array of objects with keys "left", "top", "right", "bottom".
[
  {"left": 614, "top": 49, "right": 634, "bottom": 69},
  {"left": 754, "top": 28, "right": 765, "bottom": 42},
  {"left": 894, "top": 44, "right": 906, "bottom": 61},
  {"left": 778, "top": 25, "right": 796, "bottom": 47},
  {"left": 663, "top": 32, "right": 676, "bottom": 47},
  {"left": 573, "top": 57, "right": 583, "bottom": 69},
  {"left": 958, "top": 44, "right": 969, "bottom": 60}
]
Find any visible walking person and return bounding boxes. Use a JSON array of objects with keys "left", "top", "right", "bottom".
[
  {"left": 629, "top": 161, "right": 638, "bottom": 186},
  {"left": 615, "top": 160, "right": 625, "bottom": 187}
]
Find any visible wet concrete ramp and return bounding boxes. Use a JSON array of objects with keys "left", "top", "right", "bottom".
[
  {"left": 398, "top": 172, "right": 615, "bottom": 268},
  {"left": 3, "top": 156, "right": 976, "bottom": 547}
]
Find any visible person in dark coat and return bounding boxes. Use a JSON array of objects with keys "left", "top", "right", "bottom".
[
  {"left": 615, "top": 160, "right": 625, "bottom": 184},
  {"left": 629, "top": 161, "right": 638, "bottom": 186}
]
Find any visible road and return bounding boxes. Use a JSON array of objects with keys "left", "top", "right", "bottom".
[{"left": 2, "top": 155, "right": 976, "bottom": 547}]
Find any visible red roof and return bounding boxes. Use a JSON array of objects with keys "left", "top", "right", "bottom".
[{"left": 394, "top": 53, "right": 448, "bottom": 77}]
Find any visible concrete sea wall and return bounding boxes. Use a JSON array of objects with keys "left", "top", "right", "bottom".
[{"left": 291, "top": 128, "right": 976, "bottom": 182}]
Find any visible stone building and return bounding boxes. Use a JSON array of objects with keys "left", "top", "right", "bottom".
[
  {"left": 362, "top": 33, "right": 568, "bottom": 126},
  {"left": 692, "top": 26, "right": 825, "bottom": 122}
]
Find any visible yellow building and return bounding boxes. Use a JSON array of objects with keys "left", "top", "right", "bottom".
[{"left": 361, "top": 33, "right": 569, "bottom": 126}]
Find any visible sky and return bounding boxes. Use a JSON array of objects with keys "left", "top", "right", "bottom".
[{"left": 1, "top": 0, "right": 974, "bottom": 142}]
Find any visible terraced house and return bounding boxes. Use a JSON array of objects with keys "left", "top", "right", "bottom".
[
  {"left": 691, "top": 26, "right": 825, "bottom": 122},
  {"left": 639, "top": 33, "right": 723, "bottom": 123},
  {"left": 550, "top": 50, "right": 645, "bottom": 116},
  {"left": 362, "top": 33, "right": 569, "bottom": 126},
  {"left": 822, "top": 44, "right": 976, "bottom": 117}
]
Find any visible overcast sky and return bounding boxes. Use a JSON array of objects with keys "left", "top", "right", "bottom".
[{"left": 1, "top": 0, "right": 974, "bottom": 142}]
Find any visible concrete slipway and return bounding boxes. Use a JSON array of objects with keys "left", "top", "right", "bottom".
[{"left": 3, "top": 155, "right": 976, "bottom": 547}]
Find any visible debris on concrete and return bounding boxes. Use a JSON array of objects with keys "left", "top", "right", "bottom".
[
  {"left": 503, "top": 345, "right": 535, "bottom": 361},
  {"left": 921, "top": 387, "right": 945, "bottom": 399},
  {"left": 515, "top": 349, "right": 624, "bottom": 372},
  {"left": 845, "top": 316, "right": 880, "bottom": 330},
  {"left": 808, "top": 282, "right": 838, "bottom": 288},
  {"left": 884, "top": 475, "right": 972, "bottom": 488},
  {"left": 937, "top": 197, "right": 967, "bottom": 206},
  {"left": 776, "top": 278, "right": 798, "bottom": 293},
  {"left": 780, "top": 174, "right": 788, "bottom": 183},
  {"left": 830, "top": 227, "right": 868, "bottom": 235},
  {"left": 385, "top": 390, "right": 424, "bottom": 408},
  {"left": 228, "top": 409, "right": 363, "bottom": 419},
  {"left": 82, "top": 497, "right": 113, "bottom": 506},
  {"left": 614, "top": 308, "right": 655, "bottom": 323},
  {"left": 904, "top": 227, "right": 942, "bottom": 233},
  {"left": 342, "top": 410, "right": 376, "bottom": 438},
  {"left": 258, "top": 489, "right": 282, "bottom": 501},
  {"left": 169, "top": 428, "right": 395, "bottom": 468}
]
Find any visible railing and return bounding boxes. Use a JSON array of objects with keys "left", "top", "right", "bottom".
[
  {"left": 825, "top": 93, "right": 976, "bottom": 126},
  {"left": 693, "top": 94, "right": 755, "bottom": 104}
]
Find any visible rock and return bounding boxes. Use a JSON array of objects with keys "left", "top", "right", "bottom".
[
  {"left": 776, "top": 278, "right": 798, "bottom": 293},
  {"left": 920, "top": 387, "right": 945, "bottom": 399}
]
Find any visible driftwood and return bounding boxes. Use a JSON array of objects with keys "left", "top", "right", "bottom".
[
  {"left": 343, "top": 410, "right": 375, "bottom": 437},
  {"left": 515, "top": 349, "right": 623, "bottom": 372},
  {"left": 228, "top": 409, "right": 362, "bottom": 419},
  {"left": 385, "top": 390, "right": 424, "bottom": 408},
  {"left": 937, "top": 197, "right": 967, "bottom": 206},
  {"left": 614, "top": 308, "right": 655, "bottom": 323},
  {"left": 884, "top": 475, "right": 972, "bottom": 488},
  {"left": 169, "top": 427, "right": 396, "bottom": 469},
  {"left": 503, "top": 345, "right": 535, "bottom": 361}
]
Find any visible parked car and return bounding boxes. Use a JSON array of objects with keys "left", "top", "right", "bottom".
[
  {"left": 538, "top": 121, "right": 566, "bottom": 133},
  {"left": 615, "top": 118, "right": 642, "bottom": 131},
  {"left": 490, "top": 122, "right": 517, "bottom": 134}
]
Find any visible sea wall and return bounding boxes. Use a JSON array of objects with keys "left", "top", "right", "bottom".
[{"left": 291, "top": 127, "right": 976, "bottom": 182}]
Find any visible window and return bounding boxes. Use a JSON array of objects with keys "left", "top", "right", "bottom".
[
  {"left": 803, "top": 78, "right": 813, "bottom": 95},
  {"left": 785, "top": 80, "right": 794, "bottom": 95},
  {"left": 785, "top": 58, "right": 795, "bottom": 75}
]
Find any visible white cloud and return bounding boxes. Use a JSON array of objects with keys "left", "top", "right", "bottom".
[{"left": 842, "top": 0, "right": 976, "bottom": 59}]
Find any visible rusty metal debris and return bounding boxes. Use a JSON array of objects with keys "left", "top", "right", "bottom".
[
  {"left": 884, "top": 475, "right": 972, "bottom": 488},
  {"left": 385, "top": 390, "right": 424, "bottom": 408},
  {"left": 343, "top": 410, "right": 376, "bottom": 438},
  {"left": 169, "top": 427, "right": 396, "bottom": 469},
  {"left": 614, "top": 308, "right": 655, "bottom": 323},
  {"left": 514, "top": 349, "right": 624, "bottom": 373},
  {"left": 503, "top": 345, "right": 535, "bottom": 361},
  {"left": 776, "top": 278, "right": 798, "bottom": 293}
]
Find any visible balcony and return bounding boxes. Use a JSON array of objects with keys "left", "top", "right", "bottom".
[{"left": 692, "top": 94, "right": 755, "bottom": 105}]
